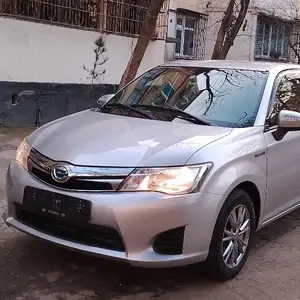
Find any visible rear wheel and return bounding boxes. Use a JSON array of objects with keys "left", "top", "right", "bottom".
[{"left": 206, "top": 188, "right": 256, "bottom": 281}]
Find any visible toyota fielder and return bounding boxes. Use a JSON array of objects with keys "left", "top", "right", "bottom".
[{"left": 4, "top": 60, "right": 300, "bottom": 281}]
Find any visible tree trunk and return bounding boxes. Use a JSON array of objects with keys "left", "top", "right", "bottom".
[
  {"left": 287, "top": 34, "right": 300, "bottom": 64},
  {"left": 211, "top": 0, "right": 235, "bottom": 59},
  {"left": 119, "top": 0, "right": 165, "bottom": 89},
  {"left": 211, "top": 0, "right": 250, "bottom": 60}
]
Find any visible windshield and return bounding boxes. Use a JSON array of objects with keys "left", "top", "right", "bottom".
[{"left": 103, "top": 66, "right": 268, "bottom": 128}]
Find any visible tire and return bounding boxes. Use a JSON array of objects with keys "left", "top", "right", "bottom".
[{"left": 206, "top": 188, "right": 256, "bottom": 281}]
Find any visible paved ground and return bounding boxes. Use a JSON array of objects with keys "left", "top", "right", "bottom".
[{"left": 1, "top": 127, "right": 300, "bottom": 300}]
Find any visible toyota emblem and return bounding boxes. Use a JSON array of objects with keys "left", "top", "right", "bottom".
[{"left": 51, "top": 165, "right": 70, "bottom": 183}]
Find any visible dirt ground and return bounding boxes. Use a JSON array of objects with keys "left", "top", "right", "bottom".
[{"left": 1, "top": 127, "right": 300, "bottom": 300}]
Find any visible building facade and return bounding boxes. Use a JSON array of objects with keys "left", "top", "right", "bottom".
[
  {"left": 164, "top": 0, "right": 208, "bottom": 62},
  {"left": 0, "top": 0, "right": 169, "bottom": 125},
  {"left": 166, "top": 0, "right": 300, "bottom": 64},
  {"left": 204, "top": 0, "right": 300, "bottom": 62},
  {"left": 1, "top": 0, "right": 300, "bottom": 126}
]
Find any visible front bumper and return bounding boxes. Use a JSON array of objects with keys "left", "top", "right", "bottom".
[{"left": 3, "top": 162, "right": 224, "bottom": 268}]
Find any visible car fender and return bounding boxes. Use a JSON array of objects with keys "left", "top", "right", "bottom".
[{"left": 201, "top": 159, "right": 267, "bottom": 227}]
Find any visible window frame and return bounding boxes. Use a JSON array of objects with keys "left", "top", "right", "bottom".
[
  {"left": 106, "top": 0, "right": 151, "bottom": 36},
  {"left": 175, "top": 14, "right": 197, "bottom": 59},
  {"left": 265, "top": 69, "right": 300, "bottom": 130},
  {"left": 255, "top": 17, "right": 291, "bottom": 61}
]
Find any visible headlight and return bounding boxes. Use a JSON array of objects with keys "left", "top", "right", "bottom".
[
  {"left": 15, "top": 138, "right": 31, "bottom": 170},
  {"left": 119, "top": 163, "right": 212, "bottom": 195}
]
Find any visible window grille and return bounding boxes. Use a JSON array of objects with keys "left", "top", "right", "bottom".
[{"left": 0, "top": 0, "right": 168, "bottom": 39}]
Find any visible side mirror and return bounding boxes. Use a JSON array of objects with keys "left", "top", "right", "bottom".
[
  {"left": 97, "top": 94, "right": 114, "bottom": 107},
  {"left": 276, "top": 110, "right": 300, "bottom": 128},
  {"left": 273, "top": 110, "right": 300, "bottom": 141}
]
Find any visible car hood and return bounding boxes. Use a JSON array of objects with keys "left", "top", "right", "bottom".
[{"left": 28, "top": 110, "right": 232, "bottom": 167}]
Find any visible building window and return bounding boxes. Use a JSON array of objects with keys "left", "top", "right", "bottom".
[
  {"left": 0, "top": 0, "right": 168, "bottom": 38},
  {"left": 175, "top": 13, "right": 207, "bottom": 60},
  {"left": 175, "top": 15, "right": 196, "bottom": 58},
  {"left": 255, "top": 16, "right": 291, "bottom": 60},
  {"left": 106, "top": 0, "right": 150, "bottom": 35},
  {"left": 0, "top": 0, "right": 102, "bottom": 29}
]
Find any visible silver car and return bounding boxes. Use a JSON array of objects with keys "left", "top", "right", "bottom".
[{"left": 3, "top": 60, "right": 300, "bottom": 281}]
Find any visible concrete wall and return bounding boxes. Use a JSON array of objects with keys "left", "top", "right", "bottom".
[
  {"left": 0, "top": 17, "right": 165, "bottom": 85},
  {"left": 0, "top": 82, "right": 118, "bottom": 126},
  {"left": 165, "top": 10, "right": 178, "bottom": 62},
  {"left": 203, "top": 0, "right": 299, "bottom": 61},
  {"left": 0, "top": 17, "right": 166, "bottom": 125},
  {"left": 166, "top": 0, "right": 297, "bottom": 62},
  {"left": 253, "top": 0, "right": 296, "bottom": 17},
  {"left": 165, "top": 0, "right": 258, "bottom": 62},
  {"left": 205, "top": 0, "right": 256, "bottom": 10},
  {"left": 204, "top": 10, "right": 257, "bottom": 61},
  {"left": 169, "top": 0, "right": 207, "bottom": 13}
]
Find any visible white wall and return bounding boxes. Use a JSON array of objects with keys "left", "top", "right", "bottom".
[
  {"left": 253, "top": 0, "right": 297, "bottom": 18},
  {"left": 204, "top": 11, "right": 257, "bottom": 61},
  {"left": 169, "top": 0, "right": 207, "bottom": 13},
  {"left": 0, "top": 17, "right": 166, "bottom": 85},
  {"left": 207, "top": 0, "right": 297, "bottom": 16},
  {"left": 165, "top": 10, "right": 177, "bottom": 62}
]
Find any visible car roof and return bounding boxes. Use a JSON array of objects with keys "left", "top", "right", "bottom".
[{"left": 161, "top": 59, "right": 300, "bottom": 72}]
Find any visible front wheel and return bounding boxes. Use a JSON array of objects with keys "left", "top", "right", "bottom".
[{"left": 206, "top": 188, "right": 256, "bottom": 281}]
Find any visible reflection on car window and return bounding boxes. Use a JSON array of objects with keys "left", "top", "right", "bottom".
[
  {"left": 107, "top": 66, "right": 268, "bottom": 128},
  {"left": 269, "top": 72, "right": 300, "bottom": 126}
]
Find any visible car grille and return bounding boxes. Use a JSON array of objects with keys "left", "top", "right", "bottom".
[
  {"left": 27, "top": 148, "right": 134, "bottom": 192},
  {"left": 153, "top": 226, "right": 185, "bottom": 255},
  {"left": 29, "top": 166, "right": 114, "bottom": 191},
  {"left": 15, "top": 206, "right": 126, "bottom": 252}
]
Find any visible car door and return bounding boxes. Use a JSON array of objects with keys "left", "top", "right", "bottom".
[{"left": 263, "top": 69, "right": 300, "bottom": 224}]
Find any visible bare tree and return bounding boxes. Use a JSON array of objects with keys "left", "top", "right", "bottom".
[
  {"left": 119, "top": 0, "right": 166, "bottom": 89},
  {"left": 287, "top": 30, "right": 300, "bottom": 64},
  {"left": 211, "top": 0, "right": 250, "bottom": 59},
  {"left": 279, "top": 0, "right": 300, "bottom": 63}
]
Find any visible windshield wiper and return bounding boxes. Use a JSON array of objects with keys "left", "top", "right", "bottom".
[
  {"left": 103, "top": 103, "right": 156, "bottom": 120},
  {"left": 132, "top": 104, "right": 214, "bottom": 126}
]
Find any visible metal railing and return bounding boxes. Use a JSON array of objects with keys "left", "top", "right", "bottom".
[{"left": 0, "top": 0, "right": 168, "bottom": 39}]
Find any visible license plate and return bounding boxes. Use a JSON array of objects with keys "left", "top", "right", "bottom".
[{"left": 23, "top": 186, "right": 91, "bottom": 223}]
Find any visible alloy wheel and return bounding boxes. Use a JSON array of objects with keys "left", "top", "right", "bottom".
[{"left": 222, "top": 205, "right": 251, "bottom": 268}]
